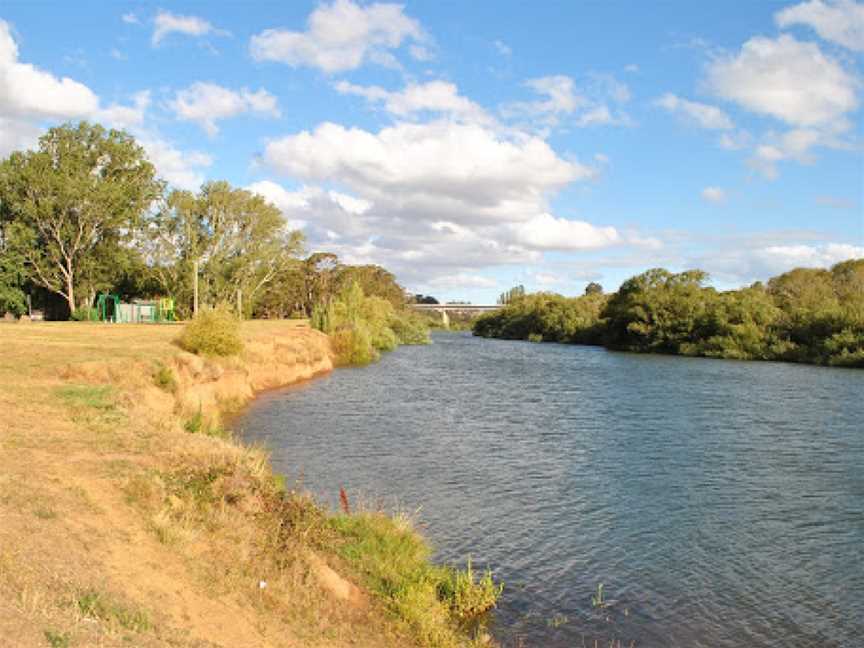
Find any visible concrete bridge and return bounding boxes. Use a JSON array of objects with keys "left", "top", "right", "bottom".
[{"left": 409, "top": 303, "right": 500, "bottom": 328}]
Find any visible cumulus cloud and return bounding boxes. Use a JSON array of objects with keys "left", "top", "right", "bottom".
[
  {"left": 701, "top": 186, "right": 727, "bottom": 203},
  {"left": 249, "top": 0, "right": 427, "bottom": 72},
  {"left": 334, "top": 80, "right": 491, "bottom": 123},
  {"left": 705, "top": 34, "right": 858, "bottom": 129},
  {"left": 513, "top": 213, "right": 620, "bottom": 251},
  {"left": 97, "top": 90, "right": 151, "bottom": 129},
  {"left": 0, "top": 20, "right": 99, "bottom": 121},
  {"left": 152, "top": 10, "right": 228, "bottom": 46},
  {"left": 656, "top": 93, "right": 734, "bottom": 129},
  {"left": 121, "top": 13, "right": 139, "bottom": 25},
  {"left": 253, "top": 117, "right": 661, "bottom": 291},
  {"left": 775, "top": 0, "right": 864, "bottom": 51},
  {"left": 169, "top": 82, "right": 280, "bottom": 135}
]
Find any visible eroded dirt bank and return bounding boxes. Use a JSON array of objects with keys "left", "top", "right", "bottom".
[{"left": 0, "top": 321, "right": 419, "bottom": 648}]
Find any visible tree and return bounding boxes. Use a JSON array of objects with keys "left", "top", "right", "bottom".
[
  {"left": 0, "top": 122, "right": 161, "bottom": 315},
  {"left": 584, "top": 282, "right": 603, "bottom": 295},
  {"left": 498, "top": 285, "right": 525, "bottom": 305},
  {"left": 146, "top": 181, "right": 303, "bottom": 317},
  {"left": 335, "top": 264, "right": 405, "bottom": 308}
]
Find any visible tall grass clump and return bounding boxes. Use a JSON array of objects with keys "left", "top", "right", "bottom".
[
  {"left": 313, "top": 281, "right": 429, "bottom": 365},
  {"left": 177, "top": 305, "right": 243, "bottom": 357},
  {"left": 330, "top": 511, "right": 501, "bottom": 645}
]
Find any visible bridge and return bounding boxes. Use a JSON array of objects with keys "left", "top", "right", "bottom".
[{"left": 409, "top": 303, "right": 500, "bottom": 328}]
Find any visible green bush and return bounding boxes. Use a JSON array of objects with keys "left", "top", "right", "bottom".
[
  {"left": 389, "top": 310, "right": 432, "bottom": 345},
  {"left": 177, "top": 306, "right": 243, "bottom": 357},
  {"left": 70, "top": 307, "right": 98, "bottom": 321}
]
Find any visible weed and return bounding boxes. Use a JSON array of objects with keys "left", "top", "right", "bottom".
[
  {"left": 436, "top": 558, "right": 502, "bottom": 620},
  {"left": 76, "top": 589, "right": 151, "bottom": 633},
  {"left": 183, "top": 408, "right": 231, "bottom": 439},
  {"left": 527, "top": 333, "right": 543, "bottom": 343},
  {"left": 591, "top": 582, "right": 605, "bottom": 608},
  {"left": 152, "top": 363, "right": 177, "bottom": 393},
  {"left": 183, "top": 409, "right": 204, "bottom": 434},
  {"left": 43, "top": 630, "right": 70, "bottom": 648}
]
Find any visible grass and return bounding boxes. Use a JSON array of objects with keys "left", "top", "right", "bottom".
[
  {"left": 0, "top": 320, "right": 488, "bottom": 648},
  {"left": 76, "top": 588, "right": 152, "bottom": 632},
  {"left": 330, "top": 511, "right": 501, "bottom": 646}
]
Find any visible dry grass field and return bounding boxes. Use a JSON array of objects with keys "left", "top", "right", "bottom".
[{"left": 0, "top": 320, "right": 430, "bottom": 648}]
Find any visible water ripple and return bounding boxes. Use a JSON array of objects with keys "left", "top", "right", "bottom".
[{"left": 236, "top": 332, "right": 864, "bottom": 648}]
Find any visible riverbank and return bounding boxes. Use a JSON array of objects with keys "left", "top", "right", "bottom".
[{"left": 0, "top": 321, "right": 493, "bottom": 647}]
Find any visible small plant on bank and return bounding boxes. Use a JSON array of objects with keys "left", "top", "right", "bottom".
[
  {"left": 177, "top": 305, "right": 243, "bottom": 357},
  {"left": 43, "top": 630, "right": 70, "bottom": 648},
  {"left": 152, "top": 362, "right": 177, "bottom": 393},
  {"left": 437, "top": 558, "right": 503, "bottom": 620},
  {"left": 527, "top": 333, "right": 543, "bottom": 343}
]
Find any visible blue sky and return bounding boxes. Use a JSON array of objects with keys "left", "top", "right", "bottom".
[{"left": 1, "top": 1, "right": 862, "bottom": 302}]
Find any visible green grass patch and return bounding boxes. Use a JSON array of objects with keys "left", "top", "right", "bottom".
[
  {"left": 55, "top": 384, "right": 115, "bottom": 410},
  {"left": 329, "top": 511, "right": 501, "bottom": 647},
  {"left": 76, "top": 589, "right": 151, "bottom": 633},
  {"left": 43, "top": 630, "right": 70, "bottom": 648}
]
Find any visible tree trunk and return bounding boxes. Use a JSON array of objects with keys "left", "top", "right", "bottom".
[{"left": 66, "top": 274, "right": 75, "bottom": 318}]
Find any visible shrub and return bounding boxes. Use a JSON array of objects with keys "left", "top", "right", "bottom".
[
  {"left": 152, "top": 363, "right": 177, "bottom": 393},
  {"left": 389, "top": 311, "right": 431, "bottom": 345},
  {"left": 177, "top": 305, "right": 243, "bottom": 357},
  {"left": 330, "top": 326, "right": 378, "bottom": 366},
  {"left": 70, "top": 307, "right": 98, "bottom": 321}
]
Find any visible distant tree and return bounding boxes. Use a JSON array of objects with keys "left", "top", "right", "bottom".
[
  {"left": 335, "top": 264, "right": 405, "bottom": 308},
  {"left": 413, "top": 294, "right": 439, "bottom": 304},
  {"left": 584, "top": 282, "right": 603, "bottom": 295},
  {"left": 0, "top": 122, "right": 162, "bottom": 315},
  {"left": 498, "top": 285, "right": 525, "bottom": 305},
  {"left": 0, "top": 234, "right": 26, "bottom": 316}
]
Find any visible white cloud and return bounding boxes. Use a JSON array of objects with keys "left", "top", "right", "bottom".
[
  {"left": 0, "top": 20, "right": 99, "bottom": 121},
  {"left": 514, "top": 213, "right": 621, "bottom": 251},
  {"left": 705, "top": 34, "right": 858, "bottom": 128},
  {"left": 701, "top": 186, "right": 726, "bottom": 203},
  {"left": 656, "top": 93, "right": 734, "bottom": 129},
  {"left": 169, "top": 82, "right": 280, "bottom": 135},
  {"left": 97, "top": 90, "right": 151, "bottom": 129},
  {"left": 747, "top": 127, "right": 847, "bottom": 179},
  {"left": 427, "top": 273, "right": 498, "bottom": 289},
  {"left": 249, "top": 0, "right": 426, "bottom": 73},
  {"left": 140, "top": 137, "right": 212, "bottom": 191},
  {"left": 775, "top": 0, "right": 864, "bottom": 52},
  {"left": 718, "top": 130, "right": 752, "bottom": 150},
  {"left": 494, "top": 40, "right": 512, "bottom": 56},
  {"left": 121, "top": 12, "right": 139, "bottom": 25},
  {"left": 264, "top": 120, "right": 592, "bottom": 222},
  {"left": 152, "top": 10, "right": 228, "bottom": 47},
  {"left": 334, "top": 80, "right": 491, "bottom": 123},
  {"left": 502, "top": 73, "right": 631, "bottom": 129},
  {"left": 254, "top": 118, "right": 660, "bottom": 288},
  {"left": 758, "top": 243, "right": 864, "bottom": 271}
]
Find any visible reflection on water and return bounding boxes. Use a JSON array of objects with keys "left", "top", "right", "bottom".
[{"left": 235, "top": 332, "right": 864, "bottom": 647}]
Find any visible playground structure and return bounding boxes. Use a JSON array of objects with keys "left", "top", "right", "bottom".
[{"left": 93, "top": 294, "right": 176, "bottom": 323}]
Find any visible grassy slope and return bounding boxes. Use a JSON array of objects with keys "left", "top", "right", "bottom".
[{"left": 0, "top": 321, "right": 435, "bottom": 648}]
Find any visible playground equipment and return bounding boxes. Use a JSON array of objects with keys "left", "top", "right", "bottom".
[{"left": 94, "top": 293, "right": 176, "bottom": 323}]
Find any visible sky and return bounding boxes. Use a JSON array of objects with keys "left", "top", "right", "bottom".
[{"left": 0, "top": 0, "right": 862, "bottom": 303}]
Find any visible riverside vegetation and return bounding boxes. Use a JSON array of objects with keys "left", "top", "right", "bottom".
[
  {"left": 474, "top": 261, "right": 864, "bottom": 367},
  {"left": 0, "top": 317, "right": 500, "bottom": 648}
]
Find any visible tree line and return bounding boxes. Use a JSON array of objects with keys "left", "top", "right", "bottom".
[
  {"left": 0, "top": 121, "right": 413, "bottom": 323},
  {"left": 473, "top": 261, "right": 864, "bottom": 367}
]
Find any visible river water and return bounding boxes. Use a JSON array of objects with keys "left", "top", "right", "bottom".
[{"left": 235, "top": 332, "right": 864, "bottom": 647}]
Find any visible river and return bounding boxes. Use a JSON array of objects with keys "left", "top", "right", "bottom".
[{"left": 235, "top": 331, "right": 864, "bottom": 647}]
